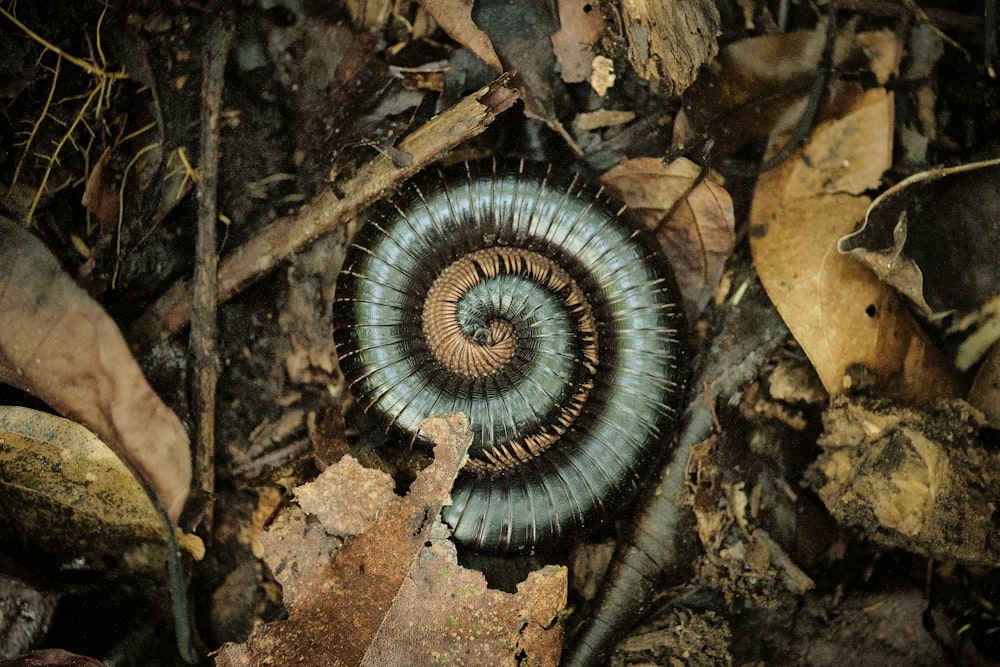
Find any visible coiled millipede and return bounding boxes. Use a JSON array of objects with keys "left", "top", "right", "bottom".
[{"left": 332, "top": 160, "right": 687, "bottom": 555}]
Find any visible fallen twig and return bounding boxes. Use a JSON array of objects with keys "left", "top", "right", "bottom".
[
  {"left": 188, "top": 15, "right": 232, "bottom": 515},
  {"left": 129, "top": 74, "right": 519, "bottom": 350}
]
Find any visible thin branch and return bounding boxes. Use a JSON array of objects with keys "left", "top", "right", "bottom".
[
  {"left": 129, "top": 73, "right": 519, "bottom": 349},
  {"left": 189, "top": 18, "right": 232, "bottom": 512}
]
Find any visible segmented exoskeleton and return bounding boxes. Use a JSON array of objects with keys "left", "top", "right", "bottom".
[{"left": 333, "top": 159, "right": 687, "bottom": 555}]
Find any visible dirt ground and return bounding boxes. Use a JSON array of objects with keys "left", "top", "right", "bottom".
[{"left": 1, "top": 0, "right": 1000, "bottom": 665}]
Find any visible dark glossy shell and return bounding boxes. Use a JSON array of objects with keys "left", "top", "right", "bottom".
[{"left": 332, "top": 160, "right": 687, "bottom": 555}]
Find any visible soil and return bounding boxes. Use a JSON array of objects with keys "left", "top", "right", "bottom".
[{"left": 1, "top": 1, "right": 999, "bottom": 665}]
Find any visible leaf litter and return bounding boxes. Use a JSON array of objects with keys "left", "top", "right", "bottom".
[
  {"left": 215, "top": 413, "right": 566, "bottom": 666},
  {"left": 0, "top": 217, "right": 191, "bottom": 520},
  {"left": 2, "top": 1, "right": 1000, "bottom": 665}
]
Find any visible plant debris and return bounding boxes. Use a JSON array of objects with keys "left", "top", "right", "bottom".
[
  {"left": 2, "top": 1, "right": 1000, "bottom": 665},
  {"left": 216, "top": 413, "right": 566, "bottom": 666}
]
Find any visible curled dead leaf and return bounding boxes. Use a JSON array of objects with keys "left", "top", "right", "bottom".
[
  {"left": 838, "top": 157, "right": 1000, "bottom": 371},
  {"left": 0, "top": 218, "right": 190, "bottom": 519},
  {"left": 748, "top": 88, "right": 963, "bottom": 404},
  {"left": 600, "top": 156, "right": 735, "bottom": 322}
]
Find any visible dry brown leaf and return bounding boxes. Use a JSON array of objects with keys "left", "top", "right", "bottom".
[
  {"left": 418, "top": 0, "right": 502, "bottom": 71},
  {"left": 552, "top": 0, "right": 606, "bottom": 84},
  {"left": 471, "top": 0, "right": 565, "bottom": 130},
  {"left": 216, "top": 413, "right": 566, "bottom": 666},
  {"left": 674, "top": 26, "right": 901, "bottom": 161},
  {"left": 601, "top": 157, "right": 735, "bottom": 322},
  {"left": 0, "top": 218, "right": 190, "bottom": 519},
  {"left": 854, "top": 30, "right": 904, "bottom": 85},
  {"left": 749, "top": 88, "right": 963, "bottom": 404},
  {"left": 674, "top": 27, "right": 829, "bottom": 158},
  {"left": 616, "top": 0, "right": 720, "bottom": 97}
]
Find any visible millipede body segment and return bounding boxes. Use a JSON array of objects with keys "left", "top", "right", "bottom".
[{"left": 332, "top": 160, "right": 687, "bottom": 555}]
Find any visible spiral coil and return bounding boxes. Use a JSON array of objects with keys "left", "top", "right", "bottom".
[{"left": 333, "top": 160, "right": 687, "bottom": 555}]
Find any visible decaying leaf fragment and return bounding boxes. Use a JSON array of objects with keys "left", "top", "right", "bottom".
[
  {"left": 748, "top": 87, "right": 963, "bottom": 405},
  {"left": 216, "top": 413, "right": 567, "bottom": 667},
  {"left": 365, "top": 530, "right": 566, "bottom": 666},
  {"left": 470, "top": 0, "right": 569, "bottom": 135},
  {"left": 0, "top": 570, "right": 59, "bottom": 659},
  {"left": 0, "top": 406, "right": 164, "bottom": 566},
  {"left": 839, "top": 157, "right": 1000, "bottom": 323},
  {"left": 294, "top": 455, "right": 397, "bottom": 538},
  {"left": 806, "top": 397, "right": 1000, "bottom": 567},
  {"left": 0, "top": 217, "right": 190, "bottom": 519},
  {"left": 551, "top": 0, "right": 606, "bottom": 85},
  {"left": 601, "top": 157, "right": 735, "bottom": 322}
]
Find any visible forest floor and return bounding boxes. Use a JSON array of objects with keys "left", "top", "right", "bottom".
[{"left": 1, "top": 1, "right": 999, "bottom": 666}]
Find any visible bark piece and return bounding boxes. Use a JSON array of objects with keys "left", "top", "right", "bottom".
[
  {"left": 806, "top": 397, "right": 1000, "bottom": 567},
  {"left": 617, "top": 0, "right": 720, "bottom": 97}
]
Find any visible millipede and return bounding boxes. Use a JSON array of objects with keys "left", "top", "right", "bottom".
[{"left": 332, "top": 159, "right": 688, "bottom": 556}]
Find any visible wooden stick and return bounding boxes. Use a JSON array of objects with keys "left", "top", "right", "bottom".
[
  {"left": 129, "top": 74, "right": 518, "bottom": 350},
  {"left": 188, "top": 17, "right": 231, "bottom": 511}
]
